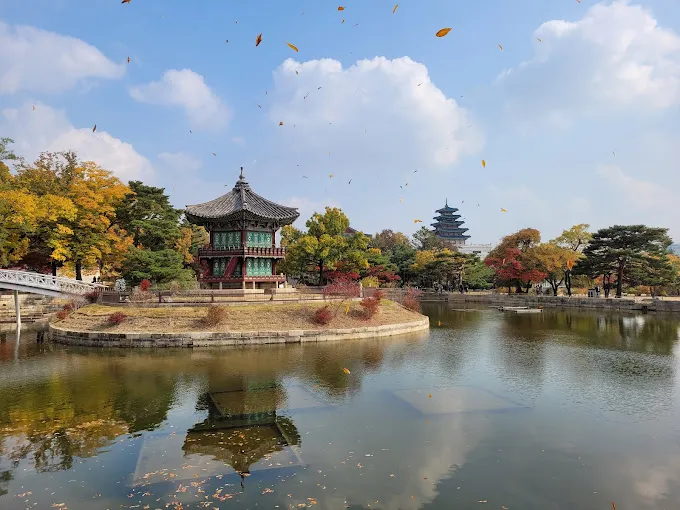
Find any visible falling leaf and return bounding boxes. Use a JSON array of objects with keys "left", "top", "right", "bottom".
[
  {"left": 92, "top": 124, "right": 97, "bottom": 132},
  {"left": 329, "top": 174, "right": 334, "bottom": 178},
  {"left": 255, "top": 33, "right": 263, "bottom": 46},
  {"left": 501, "top": 208, "right": 507, "bottom": 213},
  {"left": 393, "top": 4, "right": 398, "bottom": 14},
  {"left": 127, "top": 56, "right": 131, "bottom": 63},
  {"left": 576, "top": 0, "right": 581, "bottom": 2},
  {"left": 226, "top": 39, "right": 229, "bottom": 43},
  {"left": 537, "top": 37, "right": 542, "bottom": 42},
  {"left": 258, "top": 104, "right": 262, "bottom": 108},
  {"left": 32, "top": 105, "right": 35, "bottom": 111},
  {"left": 399, "top": 197, "right": 403, "bottom": 203},
  {"left": 436, "top": 28, "right": 452, "bottom": 37},
  {"left": 342, "top": 367, "right": 350, "bottom": 374},
  {"left": 437, "top": 321, "right": 441, "bottom": 327},
  {"left": 295, "top": 70, "right": 299, "bottom": 75},
  {"left": 497, "top": 43, "right": 503, "bottom": 51},
  {"left": 348, "top": 179, "right": 352, "bottom": 184},
  {"left": 481, "top": 159, "right": 486, "bottom": 167},
  {"left": 338, "top": 6, "right": 345, "bottom": 11},
  {"left": 279, "top": 121, "right": 283, "bottom": 126},
  {"left": 342, "top": 19, "right": 345, "bottom": 23},
  {"left": 414, "top": 219, "right": 422, "bottom": 223},
  {"left": 286, "top": 42, "right": 299, "bottom": 52},
  {"left": 428, "top": 393, "right": 432, "bottom": 398},
  {"left": 212, "top": 152, "right": 217, "bottom": 156},
  {"left": 121, "top": 0, "right": 131, "bottom": 3}
]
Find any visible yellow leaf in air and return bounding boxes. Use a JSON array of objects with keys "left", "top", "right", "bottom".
[
  {"left": 393, "top": 4, "right": 398, "bottom": 14},
  {"left": 255, "top": 33, "right": 263, "bottom": 46},
  {"left": 501, "top": 208, "right": 507, "bottom": 213},
  {"left": 414, "top": 219, "right": 422, "bottom": 223},
  {"left": 342, "top": 367, "right": 351, "bottom": 374},
  {"left": 498, "top": 43, "right": 503, "bottom": 51},
  {"left": 437, "top": 320, "right": 441, "bottom": 327},
  {"left": 399, "top": 197, "right": 403, "bottom": 203},
  {"left": 428, "top": 393, "right": 432, "bottom": 398},
  {"left": 436, "top": 28, "right": 452, "bottom": 38},
  {"left": 329, "top": 174, "right": 334, "bottom": 178},
  {"left": 338, "top": 6, "right": 345, "bottom": 10},
  {"left": 122, "top": 0, "right": 131, "bottom": 3},
  {"left": 481, "top": 159, "right": 486, "bottom": 167},
  {"left": 286, "top": 42, "right": 299, "bottom": 52},
  {"left": 279, "top": 121, "right": 283, "bottom": 126}
]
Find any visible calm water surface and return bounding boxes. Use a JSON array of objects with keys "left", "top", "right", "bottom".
[{"left": 1, "top": 305, "right": 680, "bottom": 509}]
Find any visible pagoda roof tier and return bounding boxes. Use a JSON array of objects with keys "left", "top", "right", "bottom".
[
  {"left": 435, "top": 200, "right": 460, "bottom": 214},
  {"left": 432, "top": 223, "right": 467, "bottom": 230},
  {"left": 437, "top": 233, "right": 471, "bottom": 239},
  {"left": 433, "top": 215, "right": 462, "bottom": 222},
  {"left": 186, "top": 170, "right": 299, "bottom": 225}
]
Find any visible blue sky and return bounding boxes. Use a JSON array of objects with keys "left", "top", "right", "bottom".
[{"left": 1, "top": 0, "right": 679, "bottom": 244}]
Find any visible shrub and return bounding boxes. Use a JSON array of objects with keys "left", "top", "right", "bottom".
[
  {"left": 323, "top": 280, "right": 361, "bottom": 299},
  {"left": 402, "top": 287, "right": 423, "bottom": 313},
  {"left": 360, "top": 276, "right": 380, "bottom": 288},
  {"left": 107, "top": 311, "right": 127, "bottom": 325},
  {"left": 84, "top": 290, "right": 100, "bottom": 304},
  {"left": 140, "top": 279, "right": 152, "bottom": 292},
  {"left": 373, "top": 290, "right": 385, "bottom": 302},
  {"left": 313, "top": 306, "right": 334, "bottom": 325},
  {"left": 360, "top": 297, "right": 380, "bottom": 319},
  {"left": 202, "top": 306, "right": 229, "bottom": 328},
  {"left": 55, "top": 310, "right": 69, "bottom": 320}
]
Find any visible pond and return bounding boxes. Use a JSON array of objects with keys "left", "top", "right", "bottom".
[{"left": 1, "top": 304, "right": 679, "bottom": 509}]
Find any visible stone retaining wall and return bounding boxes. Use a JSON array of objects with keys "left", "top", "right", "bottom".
[
  {"left": 49, "top": 316, "right": 430, "bottom": 348},
  {"left": 437, "top": 293, "right": 680, "bottom": 313}
]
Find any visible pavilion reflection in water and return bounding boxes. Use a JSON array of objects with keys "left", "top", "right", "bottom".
[{"left": 132, "top": 380, "right": 330, "bottom": 486}]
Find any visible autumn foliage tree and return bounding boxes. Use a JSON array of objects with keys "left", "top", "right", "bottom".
[{"left": 485, "top": 228, "right": 546, "bottom": 293}]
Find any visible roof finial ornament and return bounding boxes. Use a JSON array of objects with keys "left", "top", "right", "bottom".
[
  {"left": 445, "top": 198, "right": 448, "bottom": 207},
  {"left": 240, "top": 166, "right": 244, "bottom": 180}
]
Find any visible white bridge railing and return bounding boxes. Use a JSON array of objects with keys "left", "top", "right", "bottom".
[{"left": 0, "top": 269, "right": 108, "bottom": 296}]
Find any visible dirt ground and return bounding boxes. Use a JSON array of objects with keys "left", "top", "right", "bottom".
[{"left": 56, "top": 300, "right": 425, "bottom": 333}]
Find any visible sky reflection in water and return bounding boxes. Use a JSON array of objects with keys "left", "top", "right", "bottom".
[{"left": 1, "top": 305, "right": 679, "bottom": 509}]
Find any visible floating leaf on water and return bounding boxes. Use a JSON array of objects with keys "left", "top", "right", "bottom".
[
  {"left": 393, "top": 4, "right": 399, "bottom": 14},
  {"left": 342, "top": 367, "right": 351, "bottom": 374},
  {"left": 481, "top": 159, "right": 486, "bottom": 167},
  {"left": 256, "top": 33, "right": 263, "bottom": 46},
  {"left": 436, "top": 28, "right": 452, "bottom": 37},
  {"left": 286, "top": 42, "right": 299, "bottom": 52}
]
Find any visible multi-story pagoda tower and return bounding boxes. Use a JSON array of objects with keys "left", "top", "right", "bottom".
[
  {"left": 185, "top": 168, "right": 300, "bottom": 289},
  {"left": 431, "top": 200, "right": 470, "bottom": 246}
]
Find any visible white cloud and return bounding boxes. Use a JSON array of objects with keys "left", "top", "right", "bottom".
[
  {"left": 158, "top": 152, "right": 203, "bottom": 173},
  {"left": 268, "top": 56, "right": 482, "bottom": 172},
  {"left": 0, "top": 102, "right": 154, "bottom": 182},
  {"left": 130, "top": 69, "right": 230, "bottom": 130},
  {"left": 501, "top": 1, "right": 680, "bottom": 118},
  {"left": 0, "top": 20, "right": 124, "bottom": 94},
  {"left": 230, "top": 136, "right": 246, "bottom": 146}
]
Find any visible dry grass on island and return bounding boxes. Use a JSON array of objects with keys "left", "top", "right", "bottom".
[{"left": 54, "top": 299, "right": 425, "bottom": 334}]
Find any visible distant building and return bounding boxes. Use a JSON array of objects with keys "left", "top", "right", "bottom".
[
  {"left": 431, "top": 200, "right": 493, "bottom": 259},
  {"left": 431, "top": 200, "right": 470, "bottom": 246},
  {"left": 671, "top": 243, "right": 680, "bottom": 256}
]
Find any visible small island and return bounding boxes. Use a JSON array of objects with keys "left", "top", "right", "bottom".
[{"left": 49, "top": 300, "right": 429, "bottom": 347}]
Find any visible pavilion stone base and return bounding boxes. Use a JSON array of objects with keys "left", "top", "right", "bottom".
[{"left": 202, "top": 281, "right": 281, "bottom": 291}]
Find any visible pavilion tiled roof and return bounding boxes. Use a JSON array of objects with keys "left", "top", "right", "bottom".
[{"left": 185, "top": 171, "right": 299, "bottom": 224}]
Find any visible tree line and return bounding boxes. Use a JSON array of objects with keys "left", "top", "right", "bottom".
[
  {"left": 0, "top": 138, "right": 206, "bottom": 285},
  {"left": 2, "top": 137, "right": 677, "bottom": 296}
]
